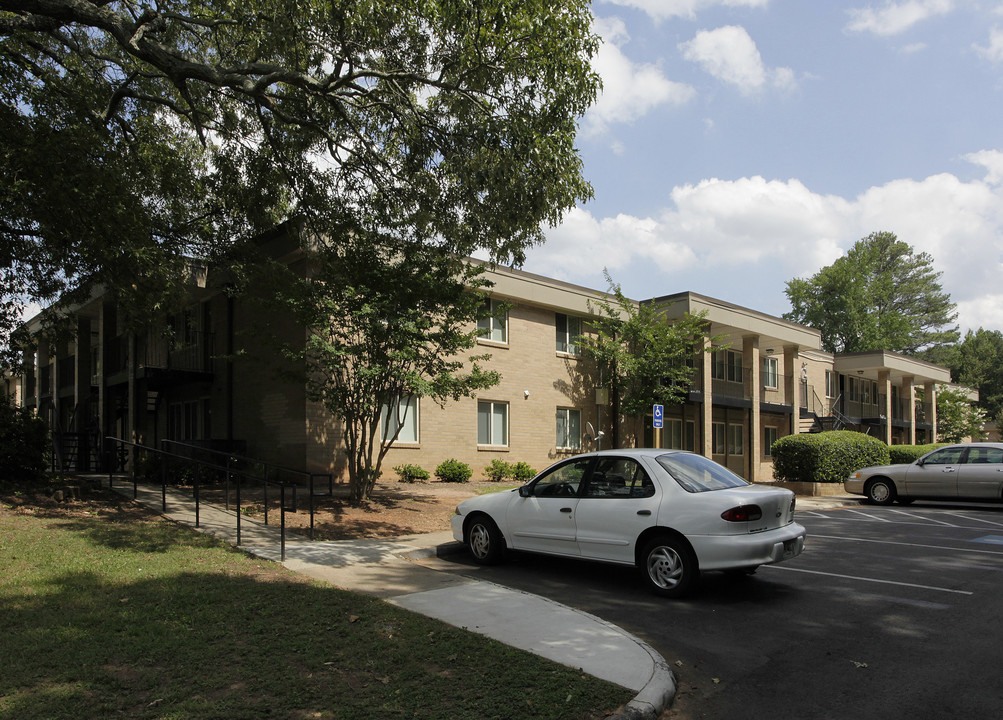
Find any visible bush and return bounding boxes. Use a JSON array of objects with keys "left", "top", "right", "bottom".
[
  {"left": 511, "top": 461, "right": 537, "bottom": 482},
  {"left": 772, "top": 430, "right": 889, "bottom": 484},
  {"left": 484, "top": 459, "right": 512, "bottom": 482},
  {"left": 393, "top": 464, "right": 430, "bottom": 483},
  {"left": 0, "top": 399, "right": 49, "bottom": 482},
  {"left": 435, "top": 458, "right": 472, "bottom": 483},
  {"left": 888, "top": 444, "right": 946, "bottom": 464}
]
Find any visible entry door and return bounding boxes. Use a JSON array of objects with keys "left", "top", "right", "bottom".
[
  {"left": 506, "top": 457, "right": 591, "bottom": 556},
  {"left": 904, "top": 446, "right": 965, "bottom": 498}
]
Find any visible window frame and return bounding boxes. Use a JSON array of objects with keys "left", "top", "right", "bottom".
[
  {"left": 477, "top": 400, "right": 509, "bottom": 447},
  {"left": 712, "top": 421, "right": 726, "bottom": 455},
  {"left": 728, "top": 423, "right": 745, "bottom": 456},
  {"left": 763, "top": 356, "right": 779, "bottom": 390},
  {"left": 555, "top": 407, "right": 582, "bottom": 451},
  {"left": 763, "top": 425, "right": 778, "bottom": 458},
  {"left": 477, "top": 298, "right": 508, "bottom": 344},
  {"left": 555, "top": 313, "right": 581, "bottom": 356},
  {"left": 380, "top": 395, "right": 419, "bottom": 444}
]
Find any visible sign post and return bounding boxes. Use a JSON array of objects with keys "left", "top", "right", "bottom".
[{"left": 653, "top": 404, "right": 663, "bottom": 448}]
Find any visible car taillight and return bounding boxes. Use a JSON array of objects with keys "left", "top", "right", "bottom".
[{"left": 721, "top": 505, "right": 763, "bottom": 522}]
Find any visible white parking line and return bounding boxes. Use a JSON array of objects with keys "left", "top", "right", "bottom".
[
  {"left": 888, "top": 508, "right": 958, "bottom": 526},
  {"left": 810, "top": 533, "right": 1003, "bottom": 556},
  {"left": 766, "top": 565, "right": 974, "bottom": 595},
  {"left": 939, "top": 511, "right": 1003, "bottom": 528},
  {"left": 843, "top": 508, "right": 892, "bottom": 522}
]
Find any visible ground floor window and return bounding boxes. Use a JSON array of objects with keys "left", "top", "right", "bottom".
[
  {"left": 712, "top": 422, "right": 726, "bottom": 455},
  {"left": 728, "top": 423, "right": 744, "bottom": 456},
  {"left": 478, "top": 401, "right": 508, "bottom": 446},
  {"left": 556, "top": 407, "right": 581, "bottom": 450},
  {"left": 666, "top": 418, "right": 683, "bottom": 449},
  {"left": 381, "top": 395, "right": 418, "bottom": 444},
  {"left": 763, "top": 426, "right": 778, "bottom": 457}
]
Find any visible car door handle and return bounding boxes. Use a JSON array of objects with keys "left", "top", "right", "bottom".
[
  {"left": 943, "top": 467, "right": 956, "bottom": 473},
  {"left": 560, "top": 507, "right": 573, "bottom": 513},
  {"left": 637, "top": 510, "right": 652, "bottom": 516}
]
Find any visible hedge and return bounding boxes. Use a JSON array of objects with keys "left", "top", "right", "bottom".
[
  {"left": 888, "top": 444, "right": 946, "bottom": 464},
  {"left": 771, "top": 430, "right": 890, "bottom": 483}
]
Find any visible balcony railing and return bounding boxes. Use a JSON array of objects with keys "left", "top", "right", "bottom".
[{"left": 140, "top": 332, "right": 214, "bottom": 374}]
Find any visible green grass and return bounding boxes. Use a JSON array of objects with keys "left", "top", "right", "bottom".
[{"left": 0, "top": 490, "right": 632, "bottom": 720}]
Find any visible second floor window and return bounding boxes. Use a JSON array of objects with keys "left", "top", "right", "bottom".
[
  {"left": 477, "top": 299, "right": 507, "bottom": 343},
  {"left": 712, "top": 349, "right": 743, "bottom": 383},
  {"left": 763, "top": 357, "right": 779, "bottom": 389},
  {"left": 555, "top": 313, "right": 581, "bottom": 355}
]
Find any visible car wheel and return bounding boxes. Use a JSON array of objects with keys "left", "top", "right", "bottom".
[
  {"left": 866, "top": 478, "right": 896, "bottom": 505},
  {"left": 641, "top": 536, "right": 698, "bottom": 598},
  {"left": 467, "top": 515, "right": 504, "bottom": 565}
]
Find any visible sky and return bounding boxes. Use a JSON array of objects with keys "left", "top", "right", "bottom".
[{"left": 517, "top": 0, "right": 1003, "bottom": 337}]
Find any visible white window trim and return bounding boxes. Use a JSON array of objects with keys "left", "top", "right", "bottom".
[
  {"left": 556, "top": 407, "right": 582, "bottom": 450},
  {"left": 381, "top": 395, "right": 419, "bottom": 445},
  {"left": 477, "top": 400, "right": 509, "bottom": 447},
  {"left": 555, "top": 313, "right": 581, "bottom": 356},
  {"left": 478, "top": 299, "right": 508, "bottom": 345}
]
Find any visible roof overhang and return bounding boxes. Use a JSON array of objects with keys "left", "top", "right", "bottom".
[{"left": 834, "top": 351, "right": 951, "bottom": 385}]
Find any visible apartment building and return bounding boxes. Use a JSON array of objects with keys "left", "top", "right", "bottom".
[{"left": 16, "top": 257, "right": 951, "bottom": 482}]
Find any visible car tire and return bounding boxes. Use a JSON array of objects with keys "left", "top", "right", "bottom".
[
  {"left": 467, "top": 515, "right": 504, "bottom": 565},
  {"left": 866, "top": 478, "right": 896, "bottom": 505},
  {"left": 641, "top": 536, "right": 698, "bottom": 598}
]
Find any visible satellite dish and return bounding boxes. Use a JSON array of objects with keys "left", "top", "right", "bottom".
[{"left": 586, "top": 422, "right": 597, "bottom": 440}]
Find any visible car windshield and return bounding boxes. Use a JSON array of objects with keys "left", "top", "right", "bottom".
[{"left": 656, "top": 453, "right": 749, "bottom": 493}]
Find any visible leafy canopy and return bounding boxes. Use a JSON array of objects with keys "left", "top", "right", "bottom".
[
  {"left": 784, "top": 232, "right": 959, "bottom": 355},
  {"left": 1, "top": 0, "right": 600, "bottom": 362},
  {"left": 950, "top": 328, "right": 1003, "bottom": 427}
]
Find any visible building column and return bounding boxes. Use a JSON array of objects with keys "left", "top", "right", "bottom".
[
  {"left": 701, "top": 336, "right": 713, "bottom": 458},
  {"left": 784, "top": 345, "right": 801, "bottom": 436},
  {"left": 878, "top": 370, "right": 892, "bottom": 445},
  {"left": 903, "top": 376, "right": 916, "bottom": 445},
  {"left": 926, "top": 382, "right": 938, "bottom": 441},
  {"left": 744, "top": 335, "right": 761, "bottom": 482}
]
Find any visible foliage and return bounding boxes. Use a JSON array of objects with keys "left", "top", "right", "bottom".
[
  {"left": 888, "top": 444, "right": 945, "bottom": 464},
  {"left": 259, "top": 241, "right": 499, "bottom": 501},
  {"left": 511, "top": 461, "right": 538, "bottom": 482},
  {"left": 435, "top": 458, "right": 473, "bottom": 483},
  {"left": 393, "top": 464, "right": 430, "bottom": 484},
  {"left": 0, "top": 396, "right": 48, "bottom": 481},
  {"left": 936, "top": 386, "right": 988, "bottom": 443},
  {"left": 0, "top": 494, "right": 632, "bottom": 719},
  {"left": 950, "top": 328, "right": 1003, "bottom": 427},
  {"left": 784, "top": 231, "right": 959, "bottom": 355},
  {"left": 580, "top": 271, "right": 709, "bottom": 445},
  {"left": 1, "top": 0, "right": 600, "bottom": 367},
  {"left": 771, "top": 431, "right": 890, "bottom": 483},
  {"left": 484, "top": 459, "right": 512, "bottom": 482}
]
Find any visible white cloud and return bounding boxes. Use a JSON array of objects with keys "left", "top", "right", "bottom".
[
  {"left": 584, "top": 17, "right": 696, "bottom": 136},
  {"left": 974, "top": 26, "right": 1003, "bottom": 62},
  {"left": 598, "top": 0, "right": 770, "bottom": 22},
  {"left": 534, "top": 153, "right": 1003, "bottom": 333},
  {"left": 679, "top": 26, "right": 796, "bottom": 94},
  {"left": 846, "top": 0, "right": 954, "bottom": 36}
]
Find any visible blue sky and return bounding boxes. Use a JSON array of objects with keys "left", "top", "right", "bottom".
[{"left": 519, "top": 0, "right": 1003, "bottom": 337}]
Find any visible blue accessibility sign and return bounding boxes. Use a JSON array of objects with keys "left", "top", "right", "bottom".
[{"left": 653, "top": 404, "right": 664, "bottom": 429}]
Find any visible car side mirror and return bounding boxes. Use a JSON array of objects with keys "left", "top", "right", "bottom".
[{"left": 519, "top": 485, "right": 532, "bottom": 498}]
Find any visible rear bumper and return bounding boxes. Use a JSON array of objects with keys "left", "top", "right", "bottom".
[{"left": 690, "top": 522, "right": 807, "bottom": 571}]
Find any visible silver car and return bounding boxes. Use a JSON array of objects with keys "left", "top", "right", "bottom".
[
  {"left": 845, "top": 442, "right": 1003, "bottom": 505},
  {"left": 451, "top": 449, "right": 807, "bottom": 598}
]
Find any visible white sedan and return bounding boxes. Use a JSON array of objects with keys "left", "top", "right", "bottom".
[{"left": 451, "top": 449, "right": 806, "bottom": 597}]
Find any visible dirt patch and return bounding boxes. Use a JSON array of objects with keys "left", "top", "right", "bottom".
[{"left": 201, "top": 479, "right": 516, "bottom": 540}]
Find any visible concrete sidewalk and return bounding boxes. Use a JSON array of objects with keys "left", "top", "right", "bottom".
[{"left": 113, "top": 479, "right": 859, "bottom": 720}]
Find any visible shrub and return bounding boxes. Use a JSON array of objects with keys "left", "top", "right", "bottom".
[
  {"left": 888, "top": 444, "right": 946, "bottom": 464},
  {"left": 393, "top": 464, "right": 430, "bottom": 483},
  {"left": 772, "top": 430, "right": 889, "bottom": 484},
  {"left": 0, "top": 399, "right": 49, "bottom": 482},
  {"left": 511, "top": 461, "right": 537, "bottom": 482},
  {"left": 484, "top": 459, "right": 512, "bottom": 482},
  {"left": 435, "top": 458, "right": 472, "bottom": 483}
]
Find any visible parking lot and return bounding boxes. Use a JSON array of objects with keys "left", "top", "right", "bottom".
[{"left": 423, "top": 502, "right": 1003, "bottom": 720}]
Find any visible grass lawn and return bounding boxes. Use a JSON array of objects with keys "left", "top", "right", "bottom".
[{"left": 0, "top": 486, "right": 632, "bottom": 720}]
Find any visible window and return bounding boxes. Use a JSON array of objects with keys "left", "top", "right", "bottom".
[
  {"left": 657, "top": 453, "right": 748, "bottom": 493},
  {"left": 763, "top": 356, "right": 779, "bottom": 389},
  {"left": 380, "top": 396, "right": 418, "bottom": 443},
  {"left": 923, "top": 446, "right": 965, "bottom": 465},
  {"left": 825, "top": 370, "right": 837, "bottom": 399},
  {"left": 477, "top": 298, "right": 507, "bottom": 343},
  {"left": 712, "top": 349, "right": 743, "bottom": 383},
  {"left": 712, "top": 422, "right": 726, "bottom": 455},
  {"left": 584, "top": 456, "right": 655, "bottom": 498},
  {"left": 530, "top": 457, "right": 590, "bottom": 497},
  {"left": 666, "top": 418, "right": 683, "bottom": 449},
  {"left": 556, "top": 408, "right": 581, "bottom": 450},
  {"left": 477, "top": 401, "right": 508, "bottom": 446},
  {"left": 728, "top": 424, "right": 744, "bottom": 456},
  {"left": 555, "top": 313, "right": 581, "bottom": 355},
  {"left": 763, "top": 426, "right": 778, "bottom": 457}
]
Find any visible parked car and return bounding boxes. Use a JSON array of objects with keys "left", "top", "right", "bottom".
[
  {"left": 451, "top": 449, "right": 806, "bottom": 597},
  {"left": 845, "top": 442, "right": 1003, "bottom": 505}
]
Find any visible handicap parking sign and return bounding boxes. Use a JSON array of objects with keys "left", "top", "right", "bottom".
[{"left": 653, "top": 404, "right": 663, "bottom": 429}]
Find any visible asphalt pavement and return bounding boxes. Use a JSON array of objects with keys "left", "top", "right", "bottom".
[{"left": 109, "top": 478, "right": 859, "bottom": 720}]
